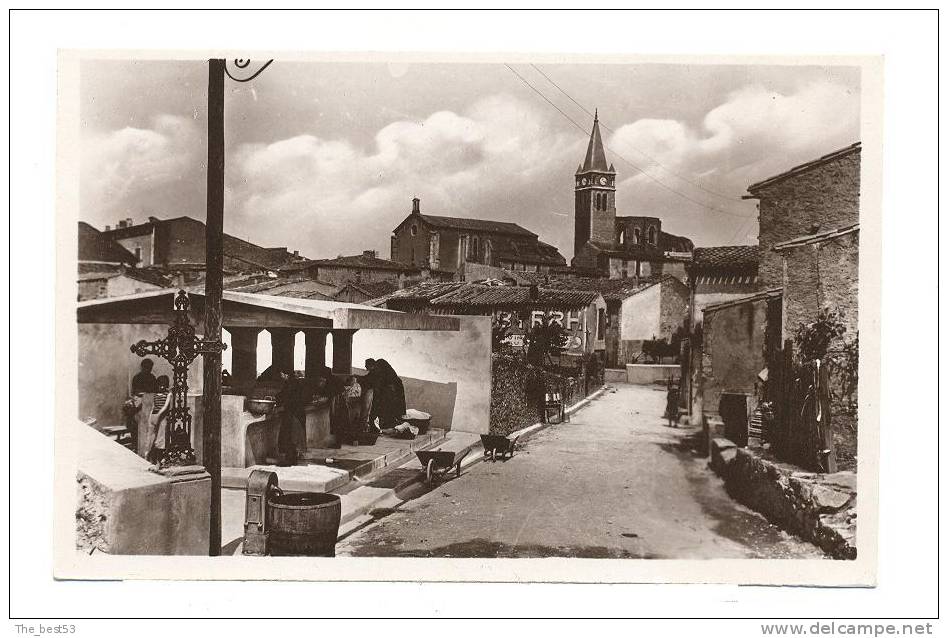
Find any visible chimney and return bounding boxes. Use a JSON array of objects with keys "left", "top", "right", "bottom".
[
  {"left": 117, "top": 220, "right": 127, "bottom": 229},
  {"left": 126, "top": 217, "right": 133, "bottom": 227},
  {"left": 293, "top": 250, "right": 299, "bottom": 258},
  {"left": 412, "top": 197, "right": 420, "bottom": 214},
  {"left": 148, "top": 216, "right": 160, "bottom": 223},
  {"left": 104, "top": 225, "right": 111, "bottom": 231},
  {"left": 363, "top": 250, "right": 377, "bottom": 259}
]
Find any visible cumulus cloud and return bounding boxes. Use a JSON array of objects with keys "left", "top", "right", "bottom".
[
  {"left": 79, "top": 77, "right": 860, "bottom": 255},
  {"left": 606, "top": 80, "right": 860, "bottom": 245},
  {"left": 81, "top": 114, "right": 203, "bottom": 223},
  {"left": 225, "top": 93, "right": 584, "bottom": 257},
  {"left": 610, "top": 80, "right": 859, "bottom": 188}
]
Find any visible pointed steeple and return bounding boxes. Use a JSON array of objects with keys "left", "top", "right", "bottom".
[{"left": 580, "top": 109, "right": 610, "bottom": 172}]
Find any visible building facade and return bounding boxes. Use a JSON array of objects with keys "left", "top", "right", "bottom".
[
  {"left": 279, "top": 250, "right": 424, "bottom": 287},
  {"left": 687, "top": 245, "right": 761, "bottom": 327},
  {"left": 100, "top": 215, "right": 305, "bottom": 276},
  {"left": 746, "top": 142, "right": 860, "bottom": 290},
  {"left": 390, "top": 198, "right": 567, "bottom": 275},
  {"left": 382, "top": 281, "right": 606, "bottom": 359}
]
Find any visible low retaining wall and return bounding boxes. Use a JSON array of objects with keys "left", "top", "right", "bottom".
[
  {"left": 604, "top": 368, "right": 627, "bottom": 383},
  {"left": 625, "top": 363, "right": 680, "bottom": 385},
  {"left": 76, "top": 422, "right": 210, "bottom": 555},
  {"left": 709, "top": 437, "right": 856, "bottom": 559}
]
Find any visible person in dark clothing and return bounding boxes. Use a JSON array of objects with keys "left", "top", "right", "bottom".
[
  {"left": 314, "top": 367, "right": 350, "bottom": 448},
  {"left": 275, "top": 369, "right": 310, "bottom": 465},
  {"left": 131, "top": 359, "right": 158, "bottom": 394},
  {"left": 362, "top": 358, "right": 406, "bottom": 430}
]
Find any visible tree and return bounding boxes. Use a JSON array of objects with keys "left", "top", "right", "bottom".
[{"left": 526, "top": 313, "right": 569, "bottom": 366}]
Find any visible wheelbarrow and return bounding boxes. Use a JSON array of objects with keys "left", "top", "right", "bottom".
[
  {"left": 479, "top": 434, "right": 520, "bottom": 462},
  {"left": 415, "top": 449, "right": 470, "bottom": 484}
]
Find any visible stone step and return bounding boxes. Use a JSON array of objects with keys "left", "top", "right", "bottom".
[{"left": 222, "top": 428, "right": 447, "bottom": 494}]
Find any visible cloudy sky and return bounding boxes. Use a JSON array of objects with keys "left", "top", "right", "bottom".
[{"left": 80, "top": 59, "right": 860, "bottom": 260}]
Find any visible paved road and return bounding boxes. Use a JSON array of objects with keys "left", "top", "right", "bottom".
[{"left": 337, "top": 383, "right": 825, "bottom": 559}]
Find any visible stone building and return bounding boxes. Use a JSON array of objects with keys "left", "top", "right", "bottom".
[
  {"left": 746, "top": 142, "right": 860, "bottom": 290},
  {"left": 333, "top": 280, "right": 401, "bottom": 305},
  {"left": 694, "top": 142, "right": 861, "bottom": 433},
  {"left": 279, "top": 250, "right": 425, "bottom": 287},
  {"left": 100, "top": 215, "right": 306, "bottom": 277},
  {"left": 700, "top": 289, "right": 782, "bottom": 420},
  {"left": 686, "top": 245, "right": 761, "bottom": 327},
  {"left": 379, "top": 280, "right": 606, "bottom": 360},
  {"left": 773, "top": 224, "right": 859, "bottom": 341},
  {"left": 570, "top": 112, "right": 694, "bottom": 278},
  {"left": 389, "top": 198, "right": 567, "bottom": 275},
  {"left": 77, "top": 221, "right": 170, "bottom": 300}
]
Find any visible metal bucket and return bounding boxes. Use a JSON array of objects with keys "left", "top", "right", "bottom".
[{"left": 267, "top": 492, "right": 341, "bottom": 557}]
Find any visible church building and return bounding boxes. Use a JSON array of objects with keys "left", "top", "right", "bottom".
[
  {"left": 390, "top": 198, "right": 567, "bottom": 276},
  {"left": 570, "top": 112, "right": 694, "bottom": 279}
]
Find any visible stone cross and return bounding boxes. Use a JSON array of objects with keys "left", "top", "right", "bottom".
[{"left": 130, "top": 290, "right": 227, "bottom": 466}]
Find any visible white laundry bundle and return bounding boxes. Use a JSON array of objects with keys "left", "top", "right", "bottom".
[{"left": 394, "top": 422, "right": 419, "bottom": 436}]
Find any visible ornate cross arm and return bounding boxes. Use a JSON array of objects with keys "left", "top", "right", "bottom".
[{"left": 127, "top": 290, "right": 226, "bottom": 467}]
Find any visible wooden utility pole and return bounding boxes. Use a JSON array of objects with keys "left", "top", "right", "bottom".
[{"left": 203, "top": 58, "right": 226, "bottom": 556}]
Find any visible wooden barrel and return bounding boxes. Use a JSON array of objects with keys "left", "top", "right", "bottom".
[{"left": 267, "top": 492, "right": 341, "bottom": 557}]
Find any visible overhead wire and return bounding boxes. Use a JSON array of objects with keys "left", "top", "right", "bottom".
[
  {"left": 503, "top": 63, "right": 749, "bottom": 220},
  {"left": 529, "top": 63, "right": 740, "bottom": 202}
]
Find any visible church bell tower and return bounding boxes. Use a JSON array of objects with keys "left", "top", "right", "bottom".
[{"left": 574, "top": 110, "right": 617, "bottom": 259}]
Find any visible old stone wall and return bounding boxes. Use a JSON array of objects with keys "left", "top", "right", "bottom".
[
  {"left": 782, "top": 231, "right": 859, "bottom": 340},
  {"left": 755, "top": 149, "right": 860, "bottom": 290},
  {"left": 712, "top": 441, "right": 856, "bottom": 559},
  {"left": 659, "top": 277, "right": 690, "bottom": 338},
  {"left": 701, "top": 297, "right": 768, "bottom": 415},
  {"left": 76, "top": 423, "right": 211, "bottom": 555}
]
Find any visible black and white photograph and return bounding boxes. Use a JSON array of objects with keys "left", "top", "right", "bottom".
[
  {"left": 8, "top": 6, "right": 939, "bottom": 626},
  {"left": 62, "top": 51, "right": 873, "bottom": 574}
]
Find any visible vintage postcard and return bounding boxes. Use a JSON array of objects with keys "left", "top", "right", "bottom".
[{"left": 54, "top": 50, "right": 882, "bottom": 584}]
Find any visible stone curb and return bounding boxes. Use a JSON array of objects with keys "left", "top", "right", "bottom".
[{"left": 335, "top": 385, "right": 609, "bottom": 539}]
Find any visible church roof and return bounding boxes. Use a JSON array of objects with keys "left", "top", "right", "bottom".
[
  {"left": 578, "top": 111, "right": 612, "bottom": 173},
  {"left": 416, "top": 214, "right": 537, "bottom": 238}
]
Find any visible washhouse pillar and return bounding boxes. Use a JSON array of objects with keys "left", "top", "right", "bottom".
[
  {"left": 269, "top": 328, "right": 296, "bottom": 373},
  {"left": 331, "top": 330, "right": 355, "bottom": 375},
  {"left": 228, "top": 327, "right": 261, "bottom": 386},
  {"left": 304, "top": 330, "right": 329, "bottom": 378}
]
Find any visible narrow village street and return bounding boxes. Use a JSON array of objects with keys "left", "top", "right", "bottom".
[{"left": 337, "top": 384, "right": 826, "bottom": 559}]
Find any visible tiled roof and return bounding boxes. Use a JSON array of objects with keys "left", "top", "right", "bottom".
[
  {"left": 772, "top": 223, "right": 859, "bottom": 251},
  {"left": 746, "top": 142, "right": 861, "bottom": 194},
  {"left": 416, "top": 214, "right": 537, "bottom": 238},
  {"left": 78, "top": 268, "right": 170, "bottom": 288},
  {"left": 429, "top": 284, "right": 600, "bottom": 310},
  {"left": 491, "top": 237, "right": 567, "bottom": 266},
  {"left": 280, "top": 253, "right": 419, "bottom": 273},
  {"left": 533, "top": 275, "right": 664, "bottom": 302},
  {"left": 383, "top": 281, "right": 601, "bottom": 311},
  {"left": 702, "top": 288, "right": 783, "bottom": 315},
  {"left": 224, "top": 276, "right": 340, "bottom": 297},
  {"left": 335, "top": 280, "right": 400, "bottom": 299},
  {"left": 386, "top": 281, "right": 465, "bottom": 303},
  {"left": 692, "top": 245, "right": 760, "bottom": 270}
]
